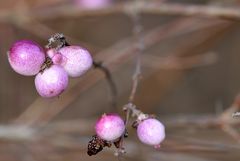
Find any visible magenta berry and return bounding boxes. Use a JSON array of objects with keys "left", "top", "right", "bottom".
[
  {"left": 46, "top": 49, "right": 66, "bottom": 65},
  {"left": 95, "top": 114, "right": 125, "bottom": 141},
  {"left": 58, "top": 46, "right": 93, "bottom": 78},
  {"left": 46, "top": 49, "right": 57, "bottom": 58},
  {"left": 8, "top": 40, "right": 45, "bottom": 76},
  {"left": 52, "top": 53, "right": 66, "bottom": 65},
  {"left": 137, "top": 118, "right": 165, "bottom": 146},
  {"left": 34, "top": 65, "right": 68, "bottom": 98}
]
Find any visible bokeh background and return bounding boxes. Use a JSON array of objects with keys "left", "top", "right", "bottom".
[{"left": 0, "top": 0, "right": 240, "bottom": 160}]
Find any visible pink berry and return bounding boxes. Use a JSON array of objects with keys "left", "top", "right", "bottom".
[
  {"left": 137, "top": 118, "right": 165, "bottom": 146},
  {"left": 75, "top": 0, "right": 111, "bottom": 9},
  {"left": 95, "top": 114, "right": 125, "bottom": 141},
  {"left": 58, "top": 46, "right": 93, "bottom": 78},
  {"left": 46, "top": 49, "right": 66, "bottom": 65},
  {"left": 46, "top": 49, "right": 57, "bottom": 58},
  {"left": 52, "top": 53, "right": 65, "bottom": 65},
  {"left": 8, "top": 40, "right": 45, "bottom": 76},
  {"left": 34, "top": 65, "right": 68, "bottom": 98}
]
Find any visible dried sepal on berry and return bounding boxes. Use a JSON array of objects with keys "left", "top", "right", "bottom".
[
  {"left": 46, "top": 33, "right": 69, "bottom": 50},
  {"left": 87, "top": 135, "right": 112, "bottom": 156},
  {"left": 87, "top": 133, "right": 128, "bottom": 156}
]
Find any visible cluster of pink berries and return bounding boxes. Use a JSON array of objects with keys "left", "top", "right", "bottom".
[
  {"left": 8, "top": 38, "right": 93, "bottom": 98},
  {"left": 7, "top": 34, "right": 166, "bottom": 157},
  {"left": 88, "top": 112, "right": 165, "bottom": 155}
]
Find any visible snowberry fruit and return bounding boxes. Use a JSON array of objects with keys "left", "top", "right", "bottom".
[
  {"left": 8, "top": 40, "right": 45, "bottom": 76},
  {"left": 46, "top": 49, "right": 66, "bottom": 65},
  {"left": 35, "top": 65, "right": 68, "bottom": 98},
  {"left": 95, "top": 114, "right": 125, "bottom": 141},
  {"left": 46, "top": 49, "right": 57, "bottom": 58},
  {"left": 58, "top": 46, "right": 93, "bottom": 78},
  {"left": 137, "top": 118, "right": 165, "bottom": 147},
  {"left": 52, "top": 53, "right": 64, "bottom": 65}
]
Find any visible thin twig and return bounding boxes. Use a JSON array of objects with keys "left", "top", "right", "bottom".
[
  {"left": 93, "top": 60, "right": 118, "bottom": 109},
  {"left": 118, "top": 5, "right": 145, "bottom": 156},
  {"left": 128, "top": 10, "right": 143, "bottom": 103}
]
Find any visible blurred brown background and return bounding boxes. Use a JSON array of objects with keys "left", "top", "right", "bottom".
[{"left": 0, "top": 0, "right": 240, "bottom": 161}]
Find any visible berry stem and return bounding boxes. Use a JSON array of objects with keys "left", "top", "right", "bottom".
[
  {"left": 93, "top": 60, "right": 118, "bottom": 109},
  {"left": 123, "top": 103, "right": 149, "bottom": 122},
  {"left": 39, "top": 57, "right": 53, "bottom": 73},
  {"left": 115, "top": 4, "right": 146, "bottom": 157},
  {"left": 128, "top": 8, "right": 144, "bottom": 103},
  {"left": 124, "top": 2, "right": 145, "bottom": 126}
]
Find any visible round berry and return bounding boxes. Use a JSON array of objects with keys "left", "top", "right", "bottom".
[
  {"left": 35, "top": 65, "right": 68, "bottom": 98},
  {"left": 52, "top": 53, "right": 65, "bottom": 65},
  {"left": 58, "top": 46, "right": 93, "bottom": 78},
  {"left": 8, "top": 40, "right": 45, "bottom": 76},
  {"left": 46, "top": 49, "right": 57, "bottom": 58},
  {"left": 95, "top": 114, "right": 125, "bottom": 141},
  {"left": 137, "top": 118, "right": 165, "bottom": 146}
]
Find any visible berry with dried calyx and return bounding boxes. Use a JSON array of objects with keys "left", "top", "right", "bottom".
[{"left": 95, "top": 114, "right": 125, "bottom": 141}]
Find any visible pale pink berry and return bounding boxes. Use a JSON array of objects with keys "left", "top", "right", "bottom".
[
  {"left": 34, "top": 65, "right": 68, "bottom": 98},
  {"left": 46, "top": 49, "right": 66, "bottom": 65},
  {"left": 46, "top": 49, "right": 57, "bottom": 58},
  {"left": 75, "top": 0, "right": 111, "bottom": 9},
  {"left": 58, "top": 46, "right": 93, "bottom": 78},
  {"left": 95, "top": 114, "right": 125, "bottom": 141},
  {"left": 52, "top": 54, "right": 63, "bottom": 65},
  {"left": 137, "top": 118, "right": 165, "bottom": 146},
  {"left": 8, "top": 40, "right": 45, "bottom": 76}
]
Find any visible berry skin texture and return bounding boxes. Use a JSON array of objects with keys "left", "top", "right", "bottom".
[
  {"left": 46, "top": 49, "right": 57, "bottom": 58},
  {"left": 137, "top": 118, "right": 165, "bottom": 146},
  {"left": 46, "top": 49, "right": 66, "bottom": 65},
  {"left": 58, "top": 46, "right": 93, "bottom": 78},
  {"left": 95, "top": 114, "right": 125, "bottom": 141},
  {"left": 8, "top": 40, "right": 45, "bottom": 76},
  {"left": 35, "top": 65, "right": 68, "bottom": 98},
  {"left": 52, "top": 53, "right": 65, "bottom": 65}
]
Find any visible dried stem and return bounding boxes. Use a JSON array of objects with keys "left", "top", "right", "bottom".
[
  {"left": 92, "top": 60, "right": 118, "bottom": 109},
  {"left": 118, "top": 5, "right": 146, "bottom": 156},
  {"left": 123, "top": 6, "right": 145, "bottom": 130},
  {"left": 128, "top": 10, "right": 143, "bottom": 103}
]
